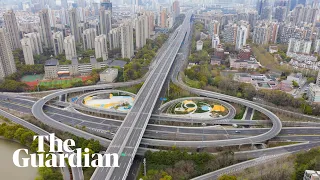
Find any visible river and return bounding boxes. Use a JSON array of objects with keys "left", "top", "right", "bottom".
[{"left": 0, "top": 138, "right": 38, "bottom": 180}]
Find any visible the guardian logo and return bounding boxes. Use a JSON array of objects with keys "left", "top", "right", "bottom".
[{"left": 12, "top": 133, "right": 119, "bottom": 168}]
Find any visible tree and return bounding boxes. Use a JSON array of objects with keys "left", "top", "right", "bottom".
[
  {"left": 218, "top": 175, "right": 237, "bottom": 180},
  {"left": 292, "top": 80, "right": 299, "bottom": 88}
]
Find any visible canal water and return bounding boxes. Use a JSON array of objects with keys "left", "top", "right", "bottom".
[{"left": 0, "top": 139, "right": 38, "bottom": 180}]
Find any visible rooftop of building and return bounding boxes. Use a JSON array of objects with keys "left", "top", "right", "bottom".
[
  {"left": 105, "top": 60, "right": 127, "bottom": 68},
  {"left": 45, "top": 58, "right": 59, "bottom": 66},
  {"left": 90, "top": 56, "right": 97, "bottom": 64},
  {"left": 72, "top": 57, "right": 78, "bottom": 65},
  {"left": 100, "top": 68, "right": 118, "bottom": 75}
]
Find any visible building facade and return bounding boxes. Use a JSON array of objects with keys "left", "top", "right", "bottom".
[
  {"left": 64, "top": 35, "right": 76, "bottom": 60},
  {"left": 95, "top": 34, "right": 108, "bottom": 61},
  {"left": 0, "top": 28, "right": 16, "bottom": 80},
  {"left": 39, "top": 9, "right": 53, "bottom": 48},
  {"left": 21, "top": 37, "right": 34, "bottom": 65},
  {"left": 82, "top": 28, "right": 97, "bottom": 50},
  {"left": 3, "top": 10, "right": 21, "bottom": 50},
  {"left": 120, "top": 21, "right": 134, "bottom": 59},
  {"left": 53, "top": 31, "right": 64, "bottom": 56}
]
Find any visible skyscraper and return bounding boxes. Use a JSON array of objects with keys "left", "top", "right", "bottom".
[
  {"left": 69, "top": 8, "right": 81, "bottom": 43},
  {"left": 39, "top": 9, "right": 53, "bottom": 48},
  {"left": 120, "top": 21, "right": 134, "bottom": 59},
  {"left": 24, "top": 32, "right": 43, "bottom": 55},
  {"left": 0, "top": 28, "right": 16, "bottom": 80},
  {"left": 235, "top": 26, "right": 247, "bottom": 50},
  {"left": 61, "top": 0, "right": 68, "bottom": 8},
  {"left": 256, "top": 0, "right": 269, "bottom": 15},
  {"left": 95, "top": 34, "right": 108, "bottom": 61},
  {"left": 108, "top": 28, "right": 120, "bottom": 50},
  {"left": 160, "top": 8, "right": 168, "bottom": 28},
  {"left": 275, "top": 6, "right": 287, "bottom": 22},
  {"left": 3, "top": 10, "right": 21, "bottom": 50},
  {"left": 172, "top": 0, "right": 180, "bottom": 18},
  {"left": 53, "top": 31, "right": 64, "bottom": 56},
  {"left": 64, "top": 35, "right": 77, "bottom": 60},
  {"left": 135, "top": 15, "right": 148, "bottom": 49},
  {"left": 99, "top": 8, "right": 112, "bottom": 35},
  {"left": 83, "top": 28, "right": 97, "bottom": 50},
  {"left": 21, "top": 37, "right": 34, "bottom": 65}
]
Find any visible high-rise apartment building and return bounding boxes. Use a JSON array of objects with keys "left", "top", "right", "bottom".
[
  {"left": 108, "top": 28, "right": 120, "bottom": 50},
  {"left": 39, "top": 9, "right": 53, "bottom": 48},
  {"left": 21, "top": 37, "right": 34, "bottom": 65},
  {"left": 135, "top": 15, "right": 148, "bottom": 49},
  {"left": 95, "top": 34, "right": 108, "bottom": 61},
  {"left": 235, "top": 26, "right": 247, "bottom": 50},
  {"left": 64, "top": 35, "right": 77, "bottom": 60},
  {"left": 222, "top": 23, "right": 237, "bottom": 44},
  {"left": 99, "top": 8, "right": 112, "bottom": 35},
  {"left": 253, "top": 23, "right": 269, "bottom": 44},
  {"left": 172, "top": 0, "right": 180, "bottom": 18},
  {"left": 145, "top": 11, "right": 155, "bottom": 36},
  {"left": 120, "top": 21, "right": 134, "bottom": 59},
  {"left": 287, "top": 38, "right": 312, "bottom": 54},
  {"left": 275, "top": 6, "right": 287, "bottom": 22},
  {"left": 24, "top": 32, "right": 43, "bottom": 55},
  {"left": 53, "top": 31, "right": 64, "bottom": 56},
  {"left": 3, "top": 10, "right": 21, "bottom": 50},
  {"left": 69, "top": 8, "right": 80, "bottom": 43},
  {"left": 160, "top": 8, "right": 168, "bottom": 28},
  {"left": 0, "top": 28, "right": 16, "bottom": 80},
  {"left": 83, "top": 28, "right": 97, "bottom": 50}
]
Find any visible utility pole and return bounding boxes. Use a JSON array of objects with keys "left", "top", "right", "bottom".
[{"left": 143, "top": 158, "right": 146, "bottom": 176}]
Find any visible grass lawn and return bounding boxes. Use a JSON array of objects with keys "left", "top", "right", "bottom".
[{"left": 267, "top": 141, "right": 299, "bottom": 148}]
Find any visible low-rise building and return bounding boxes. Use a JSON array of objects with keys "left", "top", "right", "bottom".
[
  {"left": 44, "top": 58, "right": 59, "bottom": 79},
  {"left": 196, "top": 40, "right": 203, "bottom": 51},
  {"left": 44, "top": 57, "right": 127, "bottom": 79},
  {"left": 308, "top": 84, "right": 320, "bottom": 103},
  {"left": 229, "top": 56, "right": 260, "bottom": 69},
  {"left": 303, "top": 170, "right": 320, "bottom": 180},
  {"left": 210, "top": 56, "right": 222, "bottom": 66},
  {"left": 269, "top": 45, "right": 278, "bottom": 53},
  {"left": 99, "top": 68, "right": 118, "bottom": 83},
  {"left": 286, "top": 73, "right": 306, "bottom": 87}
]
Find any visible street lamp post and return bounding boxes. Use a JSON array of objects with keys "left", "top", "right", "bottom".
[{"left": 202, "top": 123, "right": 206, "bottom": 147}]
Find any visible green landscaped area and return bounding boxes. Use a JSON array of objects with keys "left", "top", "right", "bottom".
[
  {"left": 20, "top": 74, "right": 44, "bottom": 82},
  {"left": 39, "top": 78, "right": 82, "bottom": 88}
]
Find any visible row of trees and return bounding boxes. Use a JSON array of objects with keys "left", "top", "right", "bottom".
[
  {"left": 140, "top": 149, "right": 235, "bottom": 180},
  {"left": 0, "top": 123, "right": 63, "bottom": 180},
  {"left": 123, "top": 34, "right": 168, "bottom": 81}
]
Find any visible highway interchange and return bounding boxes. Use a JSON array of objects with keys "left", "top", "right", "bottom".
[{"left": 1, "top": 10, "right": 320, "bottom": 180}]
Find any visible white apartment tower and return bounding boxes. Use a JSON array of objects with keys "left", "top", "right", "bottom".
[
  {"left": 64, "top": 35, "right": 76, "bottom": 60},
  {"left": 68, "top": 8, "right": 80, "bottom": 43},
  {"left": 108, "top": 28, "right": 120, "bottom": 50},
  {"left": 99, "top": 8, "right": 112, "bottom": 35},
  {"left": 21, "top": 37, "right": 34, "bottom": 65},
  {"left": 0, "top": 28, "right": 16, "bottom": 80},
  {"left": 120, "top": 21, "right": 134, "bottom": 59},
  {"left": 95, "top": 34, "right": 108, "bottom": 61},
  {"left": 24, "top": 32, "right": 43, "bottom": 55},
  {"left": 39, "top": 9, "right": 53, "bottom": 48},
  {"left": 253, "top": 24, "right": 269, "bottom": 45},
  {"left": 83, "top": 28, "right": 97, "bottom": 50},
  {"left": 53, "top": 31, "right": 64, "bottom": 56},
  {"left": 287, "top": 38, "right": 312, "bottom": 55},
  {"left": 135, "top": 15, "right": 149, "bottom": 49},
  {"left": 235, "top": 26, "right": 247, "bottom": 50},
  {"left": 3, "top": 10, "right": 21, "bottom": 50}
]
